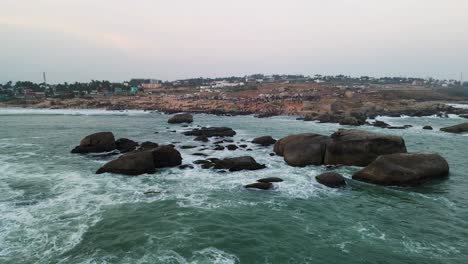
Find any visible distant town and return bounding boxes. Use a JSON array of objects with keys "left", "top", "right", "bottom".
[
  {"left": 1, "top": 74, "right": 467, "bottom": 119},
  {"left": 1, "top": 74, "right": 467, "bottom": 101}
]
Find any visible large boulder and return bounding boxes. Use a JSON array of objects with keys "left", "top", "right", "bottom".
[
  {"left": 315, "top": 172, "right": 346, "bottom": 188},
  {"left": 212, "top": 156, "right": 266, "bottom": 172},
  {"left": 96, "top": 150, "right": 156, "bottom": 175},
  {"left": 96, "top": 145, "right": 182, "bottom": 176},
  {"left": 440, "top": 123, "right": 468, "bottom": 134},
  {"left": 252, "top": 136, "right": 277, "bottom": 146},
  {"left": 353, "top": 153, "right": 449, "bottom": 186},
  {"left": 324, "top": 129, "right": 407, "bottom": 166},
  {"left": 168, "top": 113, "right": 193, "bottom": 124},
  {"left": 71, "top": 132, "right": 116, "bottom": 153},
  {"left": 115, "top": 138, "right": 139, "bottom": 153},
  {"left": 183, "top": 127, "right": 236, "bottom": 138},
  {"left": 274, "top": 133, "right": 330, "bottom": 167},
  {"left": 152, "top": 145, "right": 183, "bottom": 168}
]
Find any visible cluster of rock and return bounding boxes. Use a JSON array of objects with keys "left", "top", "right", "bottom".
[
  {"left": 71, "top": 132, "right": 182, "bottom": 175},
  {"left": 70, "top": 112, "right": 452, "bottom": 190},
  {"left": 274, "top": 129, "right": 406, "bottom": 167},
  {"left": 274, "top": 129, "right": 449, "bottom": 186}
]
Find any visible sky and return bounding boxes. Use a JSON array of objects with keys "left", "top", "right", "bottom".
[{"left": 1, "top": 0, "right": 468, "bottom": 83}]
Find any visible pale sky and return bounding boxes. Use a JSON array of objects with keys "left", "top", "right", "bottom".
[{"left": 1, "top": 0, "right": 467, "bottom": 83}]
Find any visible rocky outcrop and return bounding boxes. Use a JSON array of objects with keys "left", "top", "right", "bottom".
[
  {"left": 353, "top": 153, "right": 449, "bottom": 186},
  {"left": 440, "top": 123, "right": 468, "bottom": 134},
  {"left": 324, "top": 129, "right": 407, "bottom": 166},
  {"left": 96, "top": 145, "right": 182, "bottom": 176},
  {"left": 115, "top": 138, "right": 139, "bottom": 153},
  {"left": 71, "top": 132, "right": 116, "bottom": 153},
  {"left": 183, "top": 127, "right": 236, "bottom": 138},
  {"left": 315, "top": 172, "right": 346, "bottom": 188},
  {"left": 252, "top": 136, "right": 277, "bottom": 146},
  {"left": 168, "top": 113, "right": 193, "bottom": 124},
  {"left": 305, "top": 112, "right": 366, "bottom": 126},
  {"left": 274, "top": 133, "right": 330, "bottom": 167},
  {"left": 212, "top": 156, "right": 266, "bottom": 172}
]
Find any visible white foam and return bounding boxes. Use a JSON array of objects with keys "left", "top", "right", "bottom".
[
  {"left": 0, "top": 107, "right": 153, "bottom": 116},
  {"left": 447, "top": 103, "right": 468, "bottom": 109}
]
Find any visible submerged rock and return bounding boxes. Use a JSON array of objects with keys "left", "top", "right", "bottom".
[
  {"left": 194, "top": 136, "right": 209, "bottom": 142},
  {"left": 324, "top": 129, "right": 407, "bottom": 167},
  {"left": 183, "top": 127, "right": 236, "bottom": 138},
  {"left": 353, "top": 153, "right": 449, "bottom": 186},
  {"left": 71, "top": 132, "right": 116, "bottom": 153},
  {"left": 168, "top": 113, "right": 193, "bottom": 124},
  {"left": 252, "top": 136, "right": 277, "bottom": 146},
  {"left": 245, "top": 182, "right": 273, "bottom": 190},
  {"left": 226, "top": 144, "right": 238, "bottom": 151},
  {"left": 440, "top": 123, "right": 468, "bottom": 134},
  {"left": 257, "top": 177, "right": 283, "bottom": 183},
  {"left": 315, "top": 172, "right": 346, "bottom": 188},
  {"left": 422, "top": 125, "right": 433, "bottom": 130},
  {"left": 274, "top": 133, "right": 330, "bottom": 167}
]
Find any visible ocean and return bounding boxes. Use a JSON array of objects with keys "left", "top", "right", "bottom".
[{"left": 0, "top": 108, "right": 467, "bottom": 264}]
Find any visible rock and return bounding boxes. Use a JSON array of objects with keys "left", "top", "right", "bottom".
[
  {"left": 178, "top": 164, "right": 194, "bottom": 169},
  {"left": 192, "top": 153, "right": 208, "bottom": 157},
  {"left": 138, "top": 141, "right": 159, "bottom": 151},
  {"left": 212, "top": 156, "right": 266, "bottom": 172},
  {"left": 226, "top": 144, "right": 238, "bottom": 150},
  {"left": 257, "top": 177, "right": 283, "bottom": 183},
  {"left": 96, "top": 150, "right": 156, "bottom": 175},
  {"left": 239, "top": 144, "right": 248, "bottom": 148},
  {"left": 245, "top": 182, "right": 273, "bottom": 190},
  {"left": 353, "top": 153, "right": 449, "bottom": 186},
  {"left": 151, "top": 145, "right": 183, "bottom": 168},
  {"left": 440, "top": 123, "right": 468, "bottom": 134},
  {"left": 274, "top": 133, "right": 330, "bottom": 167},
  {"left": 71, "top": 132, "right": 116, "bottom": 153},
  {"left": 168, "top": 113, "right": 193, "bottom": 124},
  {"left": 183, "top": 127, "right": 236, "bottom": 138},
  {"left": 180, "top": 145, "right": 197, "bottom": 149},
  {"left": 194, "top": 136, "right": 209, "bottom": 142},
  {"left": 252, "top": 136, "right": 277, "bottom": 146},
  {"left": 213, "top": 145, "right": 225, "bottom": 151},
  {"left": 115, "top": 138, "right": 139, "bottom": 153},
  {"left": 269, "top": 153, "right": 275, "bottom": 156},
  {"left": 324, "top": 129, "right": 407, "bottom": 167},
  {"left": 422, "top": 126, "right": 433, "bottom": 130},
  {"left": 459, "top": 114, "right": 468, "bottom": 119},
  {"left": 223, "top": 139, "right": 234, "bottom": 143},
  {"left": 373, "top": 120, "right": 390, "bottom": 128},
  {"left": 96, "top": 145, "right": 182, "bottom": 176},
  {"left": 315, "top": 172, "right": 346, "bottom": 188}
]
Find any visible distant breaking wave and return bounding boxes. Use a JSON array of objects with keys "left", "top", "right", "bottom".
[{"left": 0, "top": 107, "right": 155, "bottom": 116}]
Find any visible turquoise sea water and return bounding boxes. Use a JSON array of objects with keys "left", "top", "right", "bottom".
[{"left": 0, "top": 108, "right": 467, "bottom": 264}]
